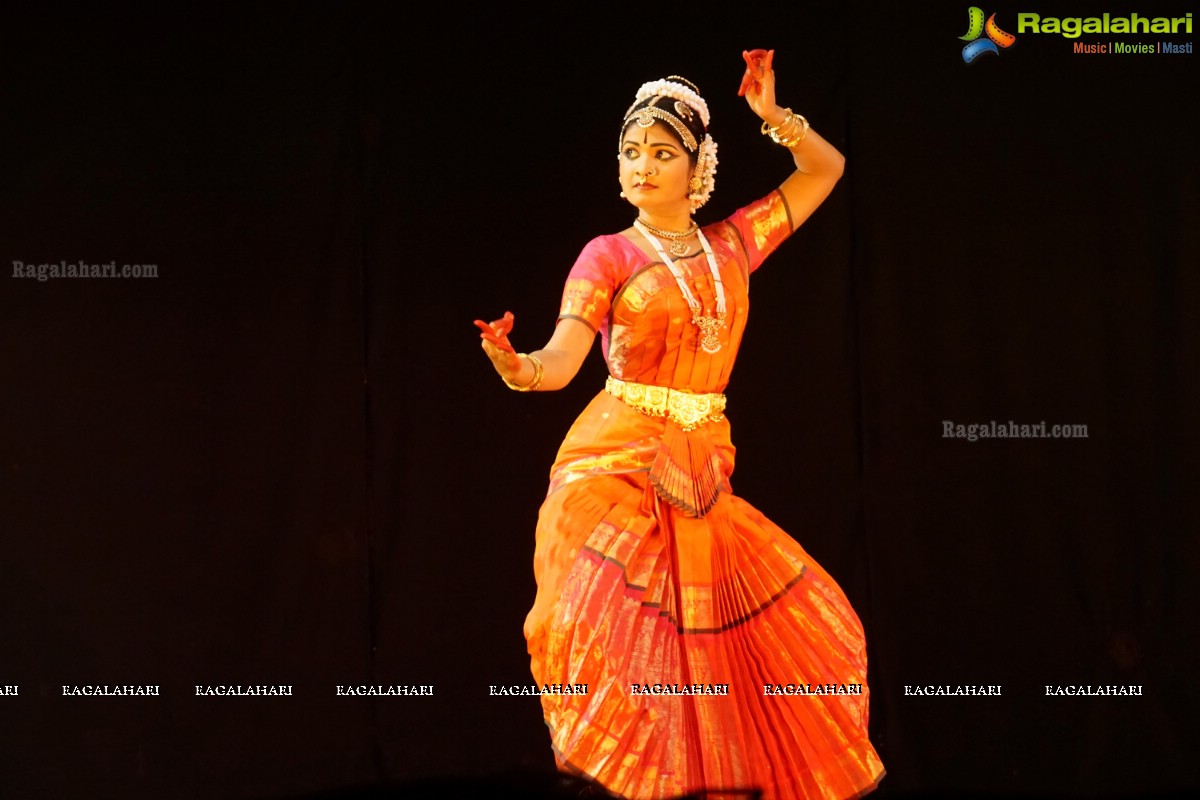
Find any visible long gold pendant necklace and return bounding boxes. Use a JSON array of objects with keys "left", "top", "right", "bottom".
[{"left": 633, "top": 219, "right": 726, "bottom": 354}]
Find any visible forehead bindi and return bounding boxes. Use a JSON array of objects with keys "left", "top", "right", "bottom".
[
  {"left": 649, "top": 122, "right": 681, "bottom": 148},
  {"left": 623, "top": 124, "right": 681, "bottom": 151}
]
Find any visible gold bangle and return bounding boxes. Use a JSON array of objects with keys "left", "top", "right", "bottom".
[
  {"left": 772, "top": 113, "right": 808, "bottom": 146},
  {"left": 762, "top": 109, "right": 799, "bottom": 137},
  {"left": 502, "top": 353, "right": 544, "bottom": 392},
  {"left": 761, "top": 108, "right": 809, "bottom": 147}
]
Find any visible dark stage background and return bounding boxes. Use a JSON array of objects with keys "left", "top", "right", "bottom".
[{"left": 2, "top": 2, "right": 1196, "bottom": 798}]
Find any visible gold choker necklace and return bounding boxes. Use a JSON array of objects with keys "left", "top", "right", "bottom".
[{"left": 636, "top": 217, "right": 699, "bottom": 256}]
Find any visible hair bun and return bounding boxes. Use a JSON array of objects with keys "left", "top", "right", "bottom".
[{"left": 665, "top": 75, "right": 701, "bottom": 95}]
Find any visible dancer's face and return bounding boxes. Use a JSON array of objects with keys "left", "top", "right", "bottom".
[{"left": 618, "top": 122, "right": 693, "bottom": 212}]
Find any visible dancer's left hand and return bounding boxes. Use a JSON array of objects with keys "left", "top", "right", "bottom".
[{"left": 738, "top": 48, "right": 782, "bottom": 124}]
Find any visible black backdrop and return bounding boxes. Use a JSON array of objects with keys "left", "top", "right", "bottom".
[{"left": 2, "top": 2, "right": 1196, "bottom": 798}]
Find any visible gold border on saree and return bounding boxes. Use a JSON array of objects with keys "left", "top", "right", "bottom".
[{"left": 605, "top": 376, "right": 726, "bottom": 432}]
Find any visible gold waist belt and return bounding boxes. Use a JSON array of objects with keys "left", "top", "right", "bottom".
[{"left": 605, "top": 376, "right": 726, "bottom": 432}]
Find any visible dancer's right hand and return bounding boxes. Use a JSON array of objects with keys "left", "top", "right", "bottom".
[{"left": 474, "top": 310, "right": 522, "bottom": 380}]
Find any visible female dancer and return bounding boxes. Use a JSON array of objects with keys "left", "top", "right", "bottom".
[{"left": 475, "top": 50, "right": 884, "bottom": 800}]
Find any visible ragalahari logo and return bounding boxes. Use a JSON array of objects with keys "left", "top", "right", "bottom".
[{"left": 960, "top": 7, "right": 1017, "bottom": 62}]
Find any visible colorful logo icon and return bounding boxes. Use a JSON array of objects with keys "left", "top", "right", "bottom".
[{"left": 960, "top": 7, "right": 1017, "bottom": 62}]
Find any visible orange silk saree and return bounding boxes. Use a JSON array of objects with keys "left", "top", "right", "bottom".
[{"left": 524, "top": 191, "right": 885, "bottom": 799}]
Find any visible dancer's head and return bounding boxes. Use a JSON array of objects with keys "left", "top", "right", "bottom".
[{"left": 618, "top": 76, "right": 718, "bottom": 211}]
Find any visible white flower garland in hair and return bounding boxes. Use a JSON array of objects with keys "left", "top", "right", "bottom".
[
  {"left": 627, "top": 79, "right": 711, "bottom": 129},
  {"left": 689, "top": 134, "right": 718, "bottom": 210}
]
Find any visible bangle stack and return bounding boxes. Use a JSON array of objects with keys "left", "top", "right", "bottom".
[
  {"left": 761, "top": 108, "right": 810, "bottom": 147},
  {"left": 503, "top": 353, "right": 544, "bottom": 392}
]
